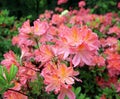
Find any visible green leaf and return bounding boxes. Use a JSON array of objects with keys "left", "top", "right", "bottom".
[
  {"left": 0, "top": 66, "right": 4, "bottom": 76},
  {"left": 0, "top": 75, "right": 6, "bottom": 85},
  {"left": 0, "top": 87, "right": 7, "bottom": 94},
  {"left": 75, "top": 87, "right": 81, "bottom": 96},
  {"left": 3, "top": 67, "right": 10, "bottom": 83},
  {"left": 78, "top": 94, "right": 86, "bottom": 99},
  {"left": 9, "top": 64, "right": 18, "bottom": 81},
  {"left": 8, "top": 83, "right": 15, "bottom": 89},
  {"left": 115, "top": 94, "right": 120, "bottom": 99}
]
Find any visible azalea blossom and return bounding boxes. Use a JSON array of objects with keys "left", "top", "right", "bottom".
[
  {"left": 34, "top": 45, "right": 54, "bottom": 63},
  {"left": 41, "top": 62, "right": 80, "bottom": 98},
  {"left": 57, "top": 25, "right": 99, "bottom": 66},
  {"left": 58, "top": 86, "right": 75, "bottom": 99},
  {"left": 72, "top": 42, "right": 95, "bottom": 66},
  {"left": 18, "top": 20, "right": 32, "bottom": 34},
  {"left": 107, "top": 53, "right": 120, "bottom": 77},
  {"left": 33, "top": 19, "right": 49, "bottom": 36},
  {"left": 1, "top": 51, "right": 19, "bottom": 69},
  {"left": 78, "top": 1, "right": 86, "bottom": 8},
  {"left": 57, "top": 0, "right": 68, "bottom": 5}
]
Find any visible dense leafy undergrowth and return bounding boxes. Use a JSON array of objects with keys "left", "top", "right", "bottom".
[{"left": 0, "top": 0, "right": 120, "bottom": 99}]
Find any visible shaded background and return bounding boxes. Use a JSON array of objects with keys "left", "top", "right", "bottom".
[{"left": 0, "top": 0, "right": 119, "bottom": 20}]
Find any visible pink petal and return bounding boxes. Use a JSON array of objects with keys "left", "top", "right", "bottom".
[
  {"left": 72, "top": 54, "right": 80, "bottom": 67},
  {"left": 63, "top": 51, "right": 70, "bottom": 59},
  {"left": 46, "top": 83, "right": 56, "bottom": 92},
  {"left": 58, "top": 91, "right": 65, "bottom": 99},
  {"left": 66, "top": 89, "right": 76, "bottom": 99},
  {"left": 65, "top": 77, "right": 74, "bottom": 84},
  {"left": 81, "top": 51, "right": 92, "bottom": 65}
]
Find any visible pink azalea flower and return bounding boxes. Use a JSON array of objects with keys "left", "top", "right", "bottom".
[
  {"left": 51, "top": 14, "right": 65, "bottom": 25},
  {"left": 41, "top": 63, "right": 61, "bottom": 93},
  {"left": 12, "top": 36, "right": 19, "bottom": 46},
  {"left": 33, "top": 19, "right": 49, "bottom": 36},
  {"left": 57, "top": 25, "right": 99, "bottom": 66},
  {"left": 55, "top": 7, "right": 64, "bottom": 12},
  {"left": 1, "top": 51, "right": 19, "bottom": 69},
  {"left": 20, "top": 45, "right": 33, "bottom": 60},
  {"left": 44, "top": 10, "right": 53, "bottom": 19},
  {"left": 34, "top": 45, "right": 54, "bottom": 63},
  {"left": 12, "top": 32, "right": 35, "bottom": 48},
  {"left": 45, "top": 74, "right": 61, "bottom": 93},
  {"left": 49, "top": 26, "right": 58, "bottom": 36},
  {"left": 118, "top": 2, "right": 120, "bottom": 9},
  {"left": 92, "top": 55, "right": 105, "bottom": 66},
  {"left": 12, "top": 82, "right": 21, "bottom": 91},
  {"left": 18, "top": 20, "right": 32, "bottom": 34},
  {"left": 58, "top": 86, "right": 75, "bottom": 99},
  {"left": 100, "top": 37, "right": 117, "bottom": 48},
  {"left": 57, "top": 26, "right": 82, "bottom": 59},
  {"left": 108, "top": 26, "right": 120, "bottom": 37},
  {"left": 64, "top": 26, "right": 83, "bottom": 46},
  {"left": 57, "top": 63, "right": 79, "bottom": 84},
  {"left": 78, "top": 1, "right": 86, "bottom": 8},
  {"left": 57, "top": 0, "right": 68, "bottom": 5},
  {"left": 72, "top": 43, "right": 94, "bottom": 66},
  {"left": 4, "top": 91, "right": 28, "bottom": 99},
  {"left": 41, "top": 62, "right": 80, "bottom": 95},
  {"left": 18, "top": 62, "right": 37, "bottom": 85},
  {"left": 56, "top": 37, "right": 71, "bottom": 59},
  {"left": 107, "top": 53, "right": 120, "bottom": 77},
  {"left": 81, "top": 26, "right": 99, "bottom": 51}
]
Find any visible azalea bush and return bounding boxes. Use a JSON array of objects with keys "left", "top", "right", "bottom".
[{"left": 1, "top": 0, "right": 120, "bottom": 99}]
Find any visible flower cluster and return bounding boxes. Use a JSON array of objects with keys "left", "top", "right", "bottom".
[
  {"left": 1, "top": 1, "right": 120, "bottom": 99},
  {"left": 41, "top": 62, "right": 80, "bottom": 99}
]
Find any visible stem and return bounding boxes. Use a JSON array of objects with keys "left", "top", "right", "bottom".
[
  {"left": 8, "top": 89, "right": 28, "bottom": 97},
  {"left": 35, "top": 37, "right": 41, "bottom": 49},
  {"left": 24, "top": 66, "right": 41, "bottom": 72}
]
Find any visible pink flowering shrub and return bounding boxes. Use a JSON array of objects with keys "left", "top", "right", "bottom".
[
  {"left": 1, "top": 1, "right": 120, "bottom": 99},
  {"left": 57, "top": 0, "right": 68, "bottom": 5}
]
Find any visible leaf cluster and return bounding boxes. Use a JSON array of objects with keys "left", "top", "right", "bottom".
[{"left": 0, "top": 64, "right": 18, "bottom": 94}]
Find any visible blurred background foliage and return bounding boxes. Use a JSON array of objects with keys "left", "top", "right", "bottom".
[{"left": 0, "top": 0, "right": 119, "bottom": 20}]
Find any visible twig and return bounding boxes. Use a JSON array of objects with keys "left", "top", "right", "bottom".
[{"left": 8, "top": 88, "right": 28, "bottom": 97}]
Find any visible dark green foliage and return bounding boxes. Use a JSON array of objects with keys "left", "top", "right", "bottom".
[
  {"left": 0, "top": 0, "right": 119, "bottom": 19},
  {"left": 0, "top": 0, "right": 57, "bottom": 19},
  {"left": 86, "top": 0, "right": 119, "bottom": 14},
  {"left": 73, "top": 66, "right": 102, "bottom": 98},
  {"left": 72, "top": 87, "right": 90, "bottom": 99},
  {"left": 0, "top": 10, "right": 17, "bottom": 61}
]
